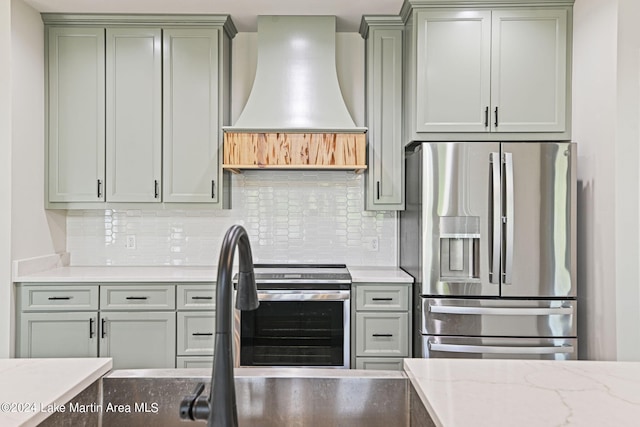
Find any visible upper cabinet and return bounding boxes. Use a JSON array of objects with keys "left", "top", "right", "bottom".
[
  {"left": 106, "top": 28, "right": 162, "bottom": 203},
  {"left": 162, "top": 28, "right": 227, "bottom": 203},
  {"left": 402, "top": 0, "right": 573, "bottom": 142},
  {"left": 47, "top": 27, "right": 105, "bottom": 203},
  {"left": 361, "top": 17, "right": 405, "bottom": 211},
  {"left": 44, "top": 15, "right": 236, "bottom": 209}
]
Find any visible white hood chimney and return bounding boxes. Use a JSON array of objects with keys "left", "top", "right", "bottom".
[{"left": 223, "top": 16, "right": 367, "bottom": 172}]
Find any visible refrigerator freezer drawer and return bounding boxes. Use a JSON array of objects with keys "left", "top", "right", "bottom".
[
  {"left": 421, "top": 298, "right": 576, "bottom": 337},
  {"left": 422, "top": 336, "right": 577, "bottom": 360}
]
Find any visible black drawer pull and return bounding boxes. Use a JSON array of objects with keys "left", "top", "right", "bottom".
[
  {"left": 125, "top": 296, "right": 148, "bottom": 300},
  {"left": 48, "top": 296, "right": 72, "bottom": 300},
  {"left": 89, "top": 318, "right": 95, "bottom": 338},
  {"left": 101, "top": 318, "right": 106, "bottom": 338},
  {"left": 372, "top": 297, "right": 393, "bottom": 301},
  {"left": 372, "top": 333, "right": 393, "bottom": 338},
  {"left": 191, "top": 296, "right": 213, "bottom": 300},
  {"left": 192, "top": 333, "right": 213, "bottom": 336}
]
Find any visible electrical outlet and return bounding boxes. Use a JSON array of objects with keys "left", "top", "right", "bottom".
[
  {"left": 367, "top": 237, "right": 379, "bottom": 252},
  {"left": 126, "top": 235, "right": 137, "bottom": 250}
]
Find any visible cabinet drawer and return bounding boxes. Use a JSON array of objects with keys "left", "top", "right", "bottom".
[
  {"left": 356, "top": 312, "right": 409, "bottom": 357},
  {"left": 356, "top": 285, "right": 409, "bottom": 311},
  {"left": 177, "top": 312, "right": 215, "bottom": 356},
  {"left": 176, "top": 356, "right": 213, "bottom": 369},
  {"left": 20, "top": 285, "right": 99, "bottom": 311},
  {"left": 100, "top": 285, "right": 175, "bottom": 310},
  {"left": 177, "top": 284, "right": 215, "bottom": 310},
  {"left": 355, "top": 357, "right": 404, "bottom": 371}
]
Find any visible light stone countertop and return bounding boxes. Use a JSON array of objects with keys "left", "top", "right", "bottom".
[
  {"left": 13, "top": 265, "right": 412, "bottom": 284},
  {"left": 404, "top": 358, "right": 640, "bottom": 427},
  {"left": 0, "top": 358, "right": 112, "bottom": 427}
]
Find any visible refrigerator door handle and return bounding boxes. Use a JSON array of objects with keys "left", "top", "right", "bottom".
[
  {"left": 503, "top": 152, "right": 514, "bottom": 285},
  {"left": 428, "top": 304, "right": 573, "bottom": 316},
  {"left": 489, "top": 152, "right": 501, "bottom": 284},
  {"left": 428, "top": 342, "right": 575, "bottom": 355}
]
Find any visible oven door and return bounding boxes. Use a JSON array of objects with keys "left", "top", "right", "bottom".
[{"left": 234, "top": 290, "right": 350, "bottom": 368}]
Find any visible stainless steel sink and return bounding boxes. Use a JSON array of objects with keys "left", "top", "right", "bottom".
[{"left": 42, "top": 368, "right": 410, "bottom": 427}]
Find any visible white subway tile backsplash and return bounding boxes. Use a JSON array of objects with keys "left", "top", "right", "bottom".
[{"left": 67, "top": 171, "right": 397, "bottom": 266}]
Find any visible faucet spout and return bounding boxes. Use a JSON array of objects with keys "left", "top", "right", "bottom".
[{"left": 179, "top": 225, "right": 258, "bottom": 427}]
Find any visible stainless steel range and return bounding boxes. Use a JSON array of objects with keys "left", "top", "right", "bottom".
[{"left": 233, "top": 264, "right": 351, "bottom": 368}]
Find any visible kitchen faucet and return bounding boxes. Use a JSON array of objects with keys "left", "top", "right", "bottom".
[{"left": 179, "top": 225, "right": 259, "bottom": 427}]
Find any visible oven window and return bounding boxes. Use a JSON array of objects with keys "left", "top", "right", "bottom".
[{"left": 240, "top": 300, "right": 345, "bottom": 367}]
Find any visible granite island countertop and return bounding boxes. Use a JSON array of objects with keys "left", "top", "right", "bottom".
[
  {"left": 404, "top": 358, "right": 640, "bottom": 427},
  {"left": 0, "top": 358, "right": 112, "bottom": 427}
]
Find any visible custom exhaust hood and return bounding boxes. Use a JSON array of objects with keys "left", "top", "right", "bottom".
[{"left": 223, "top": 16, "right": 367, "bottom": 172}]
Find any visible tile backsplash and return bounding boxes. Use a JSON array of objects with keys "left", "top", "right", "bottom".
[{"left": 67, "top": 171, "right": 397, "bottom": 266}]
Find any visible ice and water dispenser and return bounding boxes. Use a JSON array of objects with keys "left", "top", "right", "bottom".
[{"left": 439, "top": 217, "right": 480, "bottom": 281}]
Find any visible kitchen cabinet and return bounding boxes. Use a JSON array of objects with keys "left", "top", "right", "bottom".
[
  {"left": 163, "top": 28, "right": 228, "bottom": 204},
  {"left": 15, "top": 282, "right": 218, "bottom": 369},
  {"left": 106, "top": 28, "right": 162, "bottom": 203},
  {"left": 361, "top": 17, "right": 405, "bottom": 211},
  {"left": 16, "top": 284, "right": 100, "bottom": 358},
  {"left": 46, "top": 27, "right": 105, "bottom": 202},
  {"left": 43, "top": 15, "right": 235, "bottom": 209},
  {"left": 352, "top": 283, "right": 412, "bottom": 370},
  {"left": 176, "top": 284, "right": 215, "bottom": 367},
  {"left": 19, "top": 312, "right": 99, "bottom": 358},
  {"left": 99, "top": 311, "right": 175, "bottom": 369},
  {"left": 403, "top": 0, "right": 572, "bottom": 142}
]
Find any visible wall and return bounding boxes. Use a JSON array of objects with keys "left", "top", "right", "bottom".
[
  {"left": 614, "top": 0, "right": 640, "bottom": 360},
  {"left": 573, "top": 0, "right": 640, "bottom": 361},
  {"left": 0, "top": 0, "right": 12, "bottom": 358},
  {"left": 66, "top": 31, "right": 395, "bottom": 267},
  {"left": 11, "top": 0, "right": 65, "bottom": 262},
  {"left": 573, "top": 0, "right": 619, "bottom": 360}
]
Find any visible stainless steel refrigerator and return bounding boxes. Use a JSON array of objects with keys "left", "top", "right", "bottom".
[{"left": 399, "top": 142, "right": 577, "bottom": 360}]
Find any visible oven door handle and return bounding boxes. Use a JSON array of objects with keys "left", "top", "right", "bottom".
[{"left": 257, "top": 290, "right": 350, "bottom": 301}]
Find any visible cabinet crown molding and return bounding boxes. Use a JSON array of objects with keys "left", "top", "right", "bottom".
[
  {"left": 41, "top": 14, "right": 237, "bottom": 38},
  {"left": 400, "top": 0, "right": 574, "bottom": 22},
  {"left": 359, "top": 15, "right": 404, "bottom": 39}
]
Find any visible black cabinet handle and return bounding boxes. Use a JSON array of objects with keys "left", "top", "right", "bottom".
[
  {"left": 192, "top": 333, "right": 213, "bottom": 336},
  {"left": 101, "top": 318, "right": 106, "bottom": 338},
  {"left": 97, "top": 179, "right": 103, "bottom": 198},
  {"left": 372, "top": 333, "right": 393, "bottom": 337},
  {"left": 372, "top": 297, "right": 393, "bottom": 301},
  {"left": 494, "top": 106, "right": 499, "bottom": 127},
  {"left": 48, "top": 296, "right": 72, "bottom": 300},
  {"left": 484, "top": 106, "right": 489, "bottom": 127},
  {"left": 191, "top": 296, "right": 213, "bottom": 300},
  {"left": 125, "top": 296, "right": 148, "bottom": 300},
  {"left": 376, "top": 181, "right": 381, "bottom": 200},
  {"left": 89, "top": 318, "right": 95, "bottom": 338},
  {"left": 154, "top": 180, "right": 159, "bottom": 198},
  {"left": 211, "top": 180, "right": 216, "bottom": 199}
]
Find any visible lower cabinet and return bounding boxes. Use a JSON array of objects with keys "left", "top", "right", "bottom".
[
  {"left": 15, "top": 282, "right": 215, "bottom": 370},
  {"left": 353, "top": 283, "right": 412, "bottom": 370},
  {"left": 100, "top": 311, "right": 175, "bottom": 369},
  {"left": 19, "top": 312, "right": 99, "bottom": 358}
]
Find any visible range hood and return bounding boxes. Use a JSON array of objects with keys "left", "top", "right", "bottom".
[{"left": 223, "top": 16, "right": 367, "bottom": 172}]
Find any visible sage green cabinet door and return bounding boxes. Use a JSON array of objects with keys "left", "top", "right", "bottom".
[
  {"left": 163, "top": 28, "right": 221, "bottom": 203},
  {"left": 106, "top": 28, "right": 162, "bottom": 202},
  {"left": 415, "top": 10, "right": 491, "bottom": 133},
  {"left": 365, "top": 24, "right": 404, "bottom": 210},
  {"left": 490, "top": 9, "right": 567, "bottom": 132},
  {"left": 100, "top": 312, "right": 176, "bottom": 369},
  {"left": 47, "top": 27, "right": 105, "bottom": 202},
  {"left": 18, "top": 312, "right": 98, "bottom": 358}
]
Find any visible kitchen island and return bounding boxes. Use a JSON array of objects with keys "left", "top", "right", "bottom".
[
  {"left": 0, "top": 358, "right": 112, "bottom": 427},
  {"left": 405, "top": 358, "right": 640, "bottom": 427}
]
